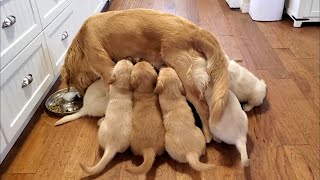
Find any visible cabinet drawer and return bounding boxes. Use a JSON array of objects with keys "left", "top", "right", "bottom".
[
  {"left": 44, "top": 4, "right": 74, "bottom": 75},
  {"left": 0, "top": 0, "right": 42, "bottom": 70},
  {"left": 0, "top": 130, "right": 7, "bottom": 158},
  {"left": 0, "top": 33, "right": 54, "bottom": 143},
  {"left": 35, "top": 0, "right": 71, "bottom": 28}
]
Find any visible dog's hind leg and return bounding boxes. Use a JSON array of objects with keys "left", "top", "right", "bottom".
[{"left": 162, "top": 49, "right": 212, "bottom": 143}]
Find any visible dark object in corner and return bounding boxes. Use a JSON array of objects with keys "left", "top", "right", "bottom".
[{"left": 187, "top": 101, "right": 202, "bottom": 129}]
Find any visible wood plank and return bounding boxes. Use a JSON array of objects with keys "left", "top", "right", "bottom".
[
  {"left": 275, "top": 48, "right": 319, "bottom": 115},
  {"left": 284, "top": 145, "right": 320, "bottom": 180},
  {"left": 218, "top": 35, "right": 244, "bottom": 61}
]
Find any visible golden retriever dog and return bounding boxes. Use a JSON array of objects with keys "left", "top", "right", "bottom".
[
  {"left": 61, "top": 8, "right": 229, "bottom": 142},
  {"left": 126, "top": 62, "right": 165, "bottom": 174},
  {"left": 54, "top": 79, "right": 109, "bottom": 126},
  {"left": 80, "top": 60, "right": 133, "bottom": 175},
  {"left": 155, "top": 67, "right": 215, "bottom": 171}
]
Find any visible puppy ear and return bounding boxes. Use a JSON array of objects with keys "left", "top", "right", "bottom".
[
  {"left": 130, "top": 74, "right": 140, "bottom": 89},
  {"left": 154, "top": 81, "right": 164, "bottom": 94},
  {"left": 108, "top": 74, "right": 116, "bottom": 84},
  {"left": 179, "top": 82, "right": 186, "bottom": 96}
]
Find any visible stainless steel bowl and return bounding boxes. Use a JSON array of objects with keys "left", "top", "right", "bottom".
[{"left": 45, "top": 87, "right": 83, "bottom": 116}]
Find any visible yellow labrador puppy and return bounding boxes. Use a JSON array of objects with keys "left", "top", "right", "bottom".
[
  {"left": 126, "top": 62, "right": 165, "bottom": 174},
  {"left": 80, "top": 60, "right": 133, "bottom": 175},
  {"left": 155, "top": 67, "right": 215, "bottom": 171}
]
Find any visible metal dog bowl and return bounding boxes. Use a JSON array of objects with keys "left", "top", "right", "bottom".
[{"left": 45, "top": 87, "right": 83, "bottom": 116}]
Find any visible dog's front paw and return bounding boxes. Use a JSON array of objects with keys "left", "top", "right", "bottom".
[{"left": 243, "top": 104, "right": 254, "bottom": 112}]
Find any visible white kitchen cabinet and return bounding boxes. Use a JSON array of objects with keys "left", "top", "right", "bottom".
[
  {"left": 1, "top": 33, "right": 54, "bottom": 143},
  {"left": 285, "top": 0, "right": 320, "bottom": 27},
  {"left": 0, "top": 0, "right": 108, "bottom": 164},
  {"left": 0, "top": 130, "right": 7, "bottom": 163},
  {"left": 35, "top": 0, "right": 72, "bottom": 28},
  {"left": 44, "top": 4, "right": 75, "bottom": 75},
  {"left": 0, "top": 0, "right": 42, "bottom": 69}
]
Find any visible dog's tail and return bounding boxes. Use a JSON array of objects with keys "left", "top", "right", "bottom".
[
  {"left": 235, "top": 138, "right": 250, "bottom": 167},
  {"left": 186, "top": 152, "right": 215, "bottom": 171},
  {"left": 54, "top": 110, "right": 86, "bottom": 126},
  {"left": 193, "top": 29, "right": 229, "bottom": 127},
  {"left": 125, "top": 148, "right": 155, "bottom": 174},
  {"left": 80, "top": 146, "right": 116, "bottom": 175}
]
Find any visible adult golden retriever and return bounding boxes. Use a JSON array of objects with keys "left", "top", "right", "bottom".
[{"left": 61, "top": 8, "right": 228, "bottom": 142}]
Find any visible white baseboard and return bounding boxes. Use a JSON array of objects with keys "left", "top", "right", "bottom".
[{"left": 240, "top": 2, "right": 249, "bottom": 13}]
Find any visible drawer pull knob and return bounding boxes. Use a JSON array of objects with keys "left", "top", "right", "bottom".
[
  {"left": 61, "top": 31, "right": 69, "bottom": 40},
  {"left": 2, "top": 15, "right": 16, "bottom": 28},
  {"left": 22, "top": 74, "right": 33, "bottom": 88}
]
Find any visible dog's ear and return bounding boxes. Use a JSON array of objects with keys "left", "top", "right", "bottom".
[
  {"left": 154, "top": 80, "right": 164, "bottom": 94},
  {"left": 108, "top": 74, "right": 116, "bottom": 84},
  {"left": 179, "top": 82, "right": 186, "bottom": 96},
  {"left": 130, "top": 73, "right": 140, "bottom": 89}
]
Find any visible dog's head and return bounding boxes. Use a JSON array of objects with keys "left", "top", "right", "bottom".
[
  {"left": 154, "top": 67, "right": 186, "bottom": 97},
  {"left": 108, "top": 60, "right": 134, "bottom": 90},
  {"left": 130, "top": 61, "right": 158, "bottom": 92}
]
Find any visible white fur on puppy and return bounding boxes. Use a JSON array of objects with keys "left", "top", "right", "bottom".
[
  {"left": 55, "top": 79, "right": 109, "bottom": 126},
  {"left": 228, "top": 60, "right": 267, "bottom": 111},
  {"left": 80, "top": 60, "right": 134, "bottom": 175},
  {"left": 205, "top": 89, "right": 250, "bottom": 166}
]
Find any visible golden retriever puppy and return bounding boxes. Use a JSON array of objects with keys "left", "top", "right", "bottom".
[
  {"left": 61, "top": 9, "right": 230, "bottom": 141},
  {"left": 54, "top": 79, "right": 109, "bottom": 126},
  {"left": 80, "top": 60, "right": 133, "bottom": 175},
  {"left": 126, "top": 62, "right": 165, "bottom": 174},
  {"left": 155, "top": 67, "right": 215, "bottom": 171},
  {"left": 228, "top": 60, "right": 267, "bottom": 111},
  {"left": 205, "top": 89, "right": 250, "bottom": 166}
]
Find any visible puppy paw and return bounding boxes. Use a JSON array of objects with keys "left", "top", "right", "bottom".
[
  {"left": 97, "top": 117, "right": 104, "bottom": 126},
  {"left": 203, "top": 128, "right": 212, "bottom": 143},
  {"left": 243, "top": 104, "right": 254, "bottom": 112},
  {"left": 212, "top": 135, "right": 222, "bottom": 143}
]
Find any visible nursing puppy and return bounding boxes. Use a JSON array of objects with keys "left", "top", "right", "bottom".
[
  {"left": 62, "top": 9, "right": 230, "bottom": 140},
  {"left": 228, "top": 60, "right": 267, "bottom": 111},
  {"left": 54, "top": 79, "right": 109, "bottom": 126},
  {"left": 205, "top": 89, "right": 250, "bottom": 166},
  {"left": 126, "top": 62, "right": 165, "bottom": 174},
  {"left": 155, "top": 67, "right": 215, "bottom": 171},
  {"left": 80, "top": 60, "right": 133, "bottom": 175}
]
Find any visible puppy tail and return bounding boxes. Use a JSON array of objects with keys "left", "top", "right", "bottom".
[
  {"left": 235, "top": 138, "right": 250, "bottom": 167},
  {"left": 54, "top": 110, "right": 86, "bottom": 126},
  {"left": 186, "top": 152, "right": 215, "bottom": 171},
  {"left": 80, "top": 146, "right": 116, "bottom": 175},
  {"left": 125, "top": 148, "right": 155, "bottom": 174},
  {"left": 193, "top": 29, "right": 229, "bottom": 127}
]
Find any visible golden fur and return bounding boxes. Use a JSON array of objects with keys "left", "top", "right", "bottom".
[
  {"left": 61, "top": 8, "right": 229, "bottom": 141},
  {"left": 80, "top": 60, "right": 133, "bottom": 175},
  {"left": 155, "top": 67, "right": 215, "bottom": 171},
  {"left": 126, "top": 62, "right": 165, "bottom": 174}
]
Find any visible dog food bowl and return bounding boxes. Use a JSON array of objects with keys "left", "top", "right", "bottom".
[{"left": 45, "top": 87, "right": 83, "bottom": 116}]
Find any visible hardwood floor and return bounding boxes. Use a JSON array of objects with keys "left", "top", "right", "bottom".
[{"left": 1, "top": 0, "right": 319, "bottom": 179}]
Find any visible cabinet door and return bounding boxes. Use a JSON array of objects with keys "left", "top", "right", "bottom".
[
  {"left": 0, "top": 0, "right": 42, "bottom": 69},
  {"left": 44, "top": 5, "right": 75, "bottom": 75},
  {"left": 1, "top": 33, "right": 54, "bottom": 143},
  {"left": 306, "top": 0, "right": 320, "bottom": 17},
  {"left": 0, "top": 129, "right": 7, "bottom": 162},
  {"left": 35, "top": 0, "right": 72, "bottom": 28}
]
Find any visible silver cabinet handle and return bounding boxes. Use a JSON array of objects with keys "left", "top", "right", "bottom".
[
  {"left": 22, "top": 74, "right": 33, "bottom": 88},
  {"left": 61, "top": 31, "right": 69, "bottom": 41},
  {"left": 2, "top": 15, "right": 16, "bottom": 28}
]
